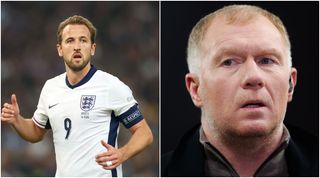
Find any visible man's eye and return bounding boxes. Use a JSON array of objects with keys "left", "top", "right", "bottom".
[
  {"left": 259, "top": 57, "right": 274, "bottom": 65},
  {"left": 222, "top": 59, "right": 236, "bottom": 66},
  {"left": 81, "top": 39, "right": 87, "bottom": 43}
]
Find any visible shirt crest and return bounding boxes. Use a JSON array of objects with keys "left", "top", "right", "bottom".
[{"left": 80, "top": 95, "right": 96, "bottom": 111}]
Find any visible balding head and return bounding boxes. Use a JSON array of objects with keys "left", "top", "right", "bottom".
[{"left": 187, "top": 5, "right": 292, "bottom": 74}]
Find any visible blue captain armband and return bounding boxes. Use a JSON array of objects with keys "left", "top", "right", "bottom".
[{"left": 117, "top": 104, "right": 143, "bottom": 128}]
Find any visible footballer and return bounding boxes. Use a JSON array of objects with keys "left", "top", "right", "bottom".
[{"left": 1, "top": 15, "right": 153, "bottom": 177}]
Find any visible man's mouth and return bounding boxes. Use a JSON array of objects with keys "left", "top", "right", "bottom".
[
  {"left": 73, "top": 53, "right": 82, "bottom": 58},
  {"left": 241, "top": 101, "right": 266, "bottom": 108}
]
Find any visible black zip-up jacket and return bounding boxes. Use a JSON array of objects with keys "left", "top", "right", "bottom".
[{"left": 162, "top": 124, "right": 318, "bottom": 177}]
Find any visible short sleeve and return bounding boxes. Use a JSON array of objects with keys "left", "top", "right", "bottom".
[
  {"left": 109, "top": 78, "right": 143, "bottom": 128},
  {"left": 32, "top": 82, "right": 51, "bottom": 129}
]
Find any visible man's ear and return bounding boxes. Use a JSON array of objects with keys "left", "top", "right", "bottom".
[
  {"left": 57, "top": 44, "right": 63, "bottom": 57},
  {"left": 185, "top": 73, "right": 202, "bottom": 107},
  {"left": 91, "top": 43, "right": 96, "bottom": 56},
  {"left": 288, "top": 67, "right": 297, "bottom": 102}
]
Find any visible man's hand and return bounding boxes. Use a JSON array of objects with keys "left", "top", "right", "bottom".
[
  {"left": 95, "top": 119, "right": 153, "bottom": 171},
  {"left": 1, "top": 94, "right": 20, "bottom": 124},
  {"left": 95, "top": 140, "right": 126, "bottom": 170}
]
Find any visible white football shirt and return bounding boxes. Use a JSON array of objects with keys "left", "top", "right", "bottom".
[{"left": 32, "top": 65, "right": 143, "bottom": 177}]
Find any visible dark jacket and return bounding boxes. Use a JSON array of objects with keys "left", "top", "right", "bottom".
[{"left": 162, "top": 124, "right": 318, "bottom": 177}]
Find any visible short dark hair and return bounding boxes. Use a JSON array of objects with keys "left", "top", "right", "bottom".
[{"left": 57, "top": 15, "right": 97, "bottom": 44}]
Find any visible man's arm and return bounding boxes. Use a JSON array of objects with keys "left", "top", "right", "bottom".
[
  {"left": 95, "top": 119, "right": 153, "bottom": 170},
  {"left": 1, "top": 94, "right": 47, "bottom": 143}
]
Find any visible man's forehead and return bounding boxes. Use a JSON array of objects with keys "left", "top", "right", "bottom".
[
  {"left": 62, "top": 24, "right": 90, "bottom": 38},
  {"left": 202, "top": 15, "right": 284, "bottom": 50},
  {"left": 208, "top": 15, "right": 278, "bottom": 36},
  {"left": 199, "top": 15, "right": 288, "bottom": 65}
]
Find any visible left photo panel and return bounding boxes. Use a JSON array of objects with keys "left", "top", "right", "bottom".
[{"left": 1, "top": 1, "right": 159, "bottom": 176}]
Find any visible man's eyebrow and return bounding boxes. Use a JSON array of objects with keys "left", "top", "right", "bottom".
[
  {"left": 79, "top": 36, "right": 89, "bottom": 39},
  {"left": 253, "top": 48, "right": 284, "bottom": 62},
  {"left": 255, "top": 47, "right": 282, "bottom": 54},
  {"left": 65, "top": 35, "right": 89, "bottom": 39},
  {"left": 64, "top": 37, "right": 74, "bottom": 41},
  {"left": 211, "top": 46, "right": 284, "bottom": 61},
  {"left": 210, "top": 46, "right": 246, "bottom": 63}
]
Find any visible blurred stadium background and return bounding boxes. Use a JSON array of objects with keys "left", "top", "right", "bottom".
[{"left": 1, "top": 1, "right": 159, "bottom": 176}]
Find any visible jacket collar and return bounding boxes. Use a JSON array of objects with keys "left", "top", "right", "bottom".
[
  {"left": 166, "top": 124, "right": 206, "bottom": 176},
  {"left": 165, "top": 124, "right": 318, "bottom": 177}
]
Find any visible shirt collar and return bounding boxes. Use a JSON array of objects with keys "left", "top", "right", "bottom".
[
  {"left": 199, "top": 125, "right": 290, "bottom": 176},
  {"left": 65, "top": 64, "right": 97, "bottom": 89}
]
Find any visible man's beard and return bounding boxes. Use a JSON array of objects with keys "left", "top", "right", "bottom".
[{"left": 65, "top": 57, "right": 90, "bottom": 72}]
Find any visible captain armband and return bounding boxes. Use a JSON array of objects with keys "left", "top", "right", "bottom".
[{"left": 117, "top": 104, "right": 143, "bottom": 128}]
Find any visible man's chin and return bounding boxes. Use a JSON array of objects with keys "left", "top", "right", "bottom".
[
  {"left": 227, "top": 122, "right": 276, "bottom": 138},
  {"left": 67, "top": 62, "right": 87, "bottom": 72},
  {"left": 71, "top": 65, "right": 85, "bottom": 72}
]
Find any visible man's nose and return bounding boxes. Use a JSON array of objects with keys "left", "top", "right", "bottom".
[
  {"left": 241, "top": 59, "right": 265, "bottom": 90},
  {"left": 74, "top": 41, "right": 81, "bottom": 51}
]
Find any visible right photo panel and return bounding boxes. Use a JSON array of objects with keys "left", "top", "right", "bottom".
[{"left": 161, "top": 1, "right": 319, "bottom": 177}]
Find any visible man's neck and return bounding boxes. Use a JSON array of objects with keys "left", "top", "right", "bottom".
[
  {"left": 203, "top": 123, "right": 283, "bottom": 176},
  {"left": 66, "top": 64, "right": 91, "bottom": 85}
]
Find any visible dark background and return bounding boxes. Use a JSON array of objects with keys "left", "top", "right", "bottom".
[{"left": 161, "top": 1, "right": 319, "bottom": 154}]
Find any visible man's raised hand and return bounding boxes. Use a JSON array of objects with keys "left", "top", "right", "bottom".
[{"left": 1, "top": 94, "right": 20, "bottom": 124}]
